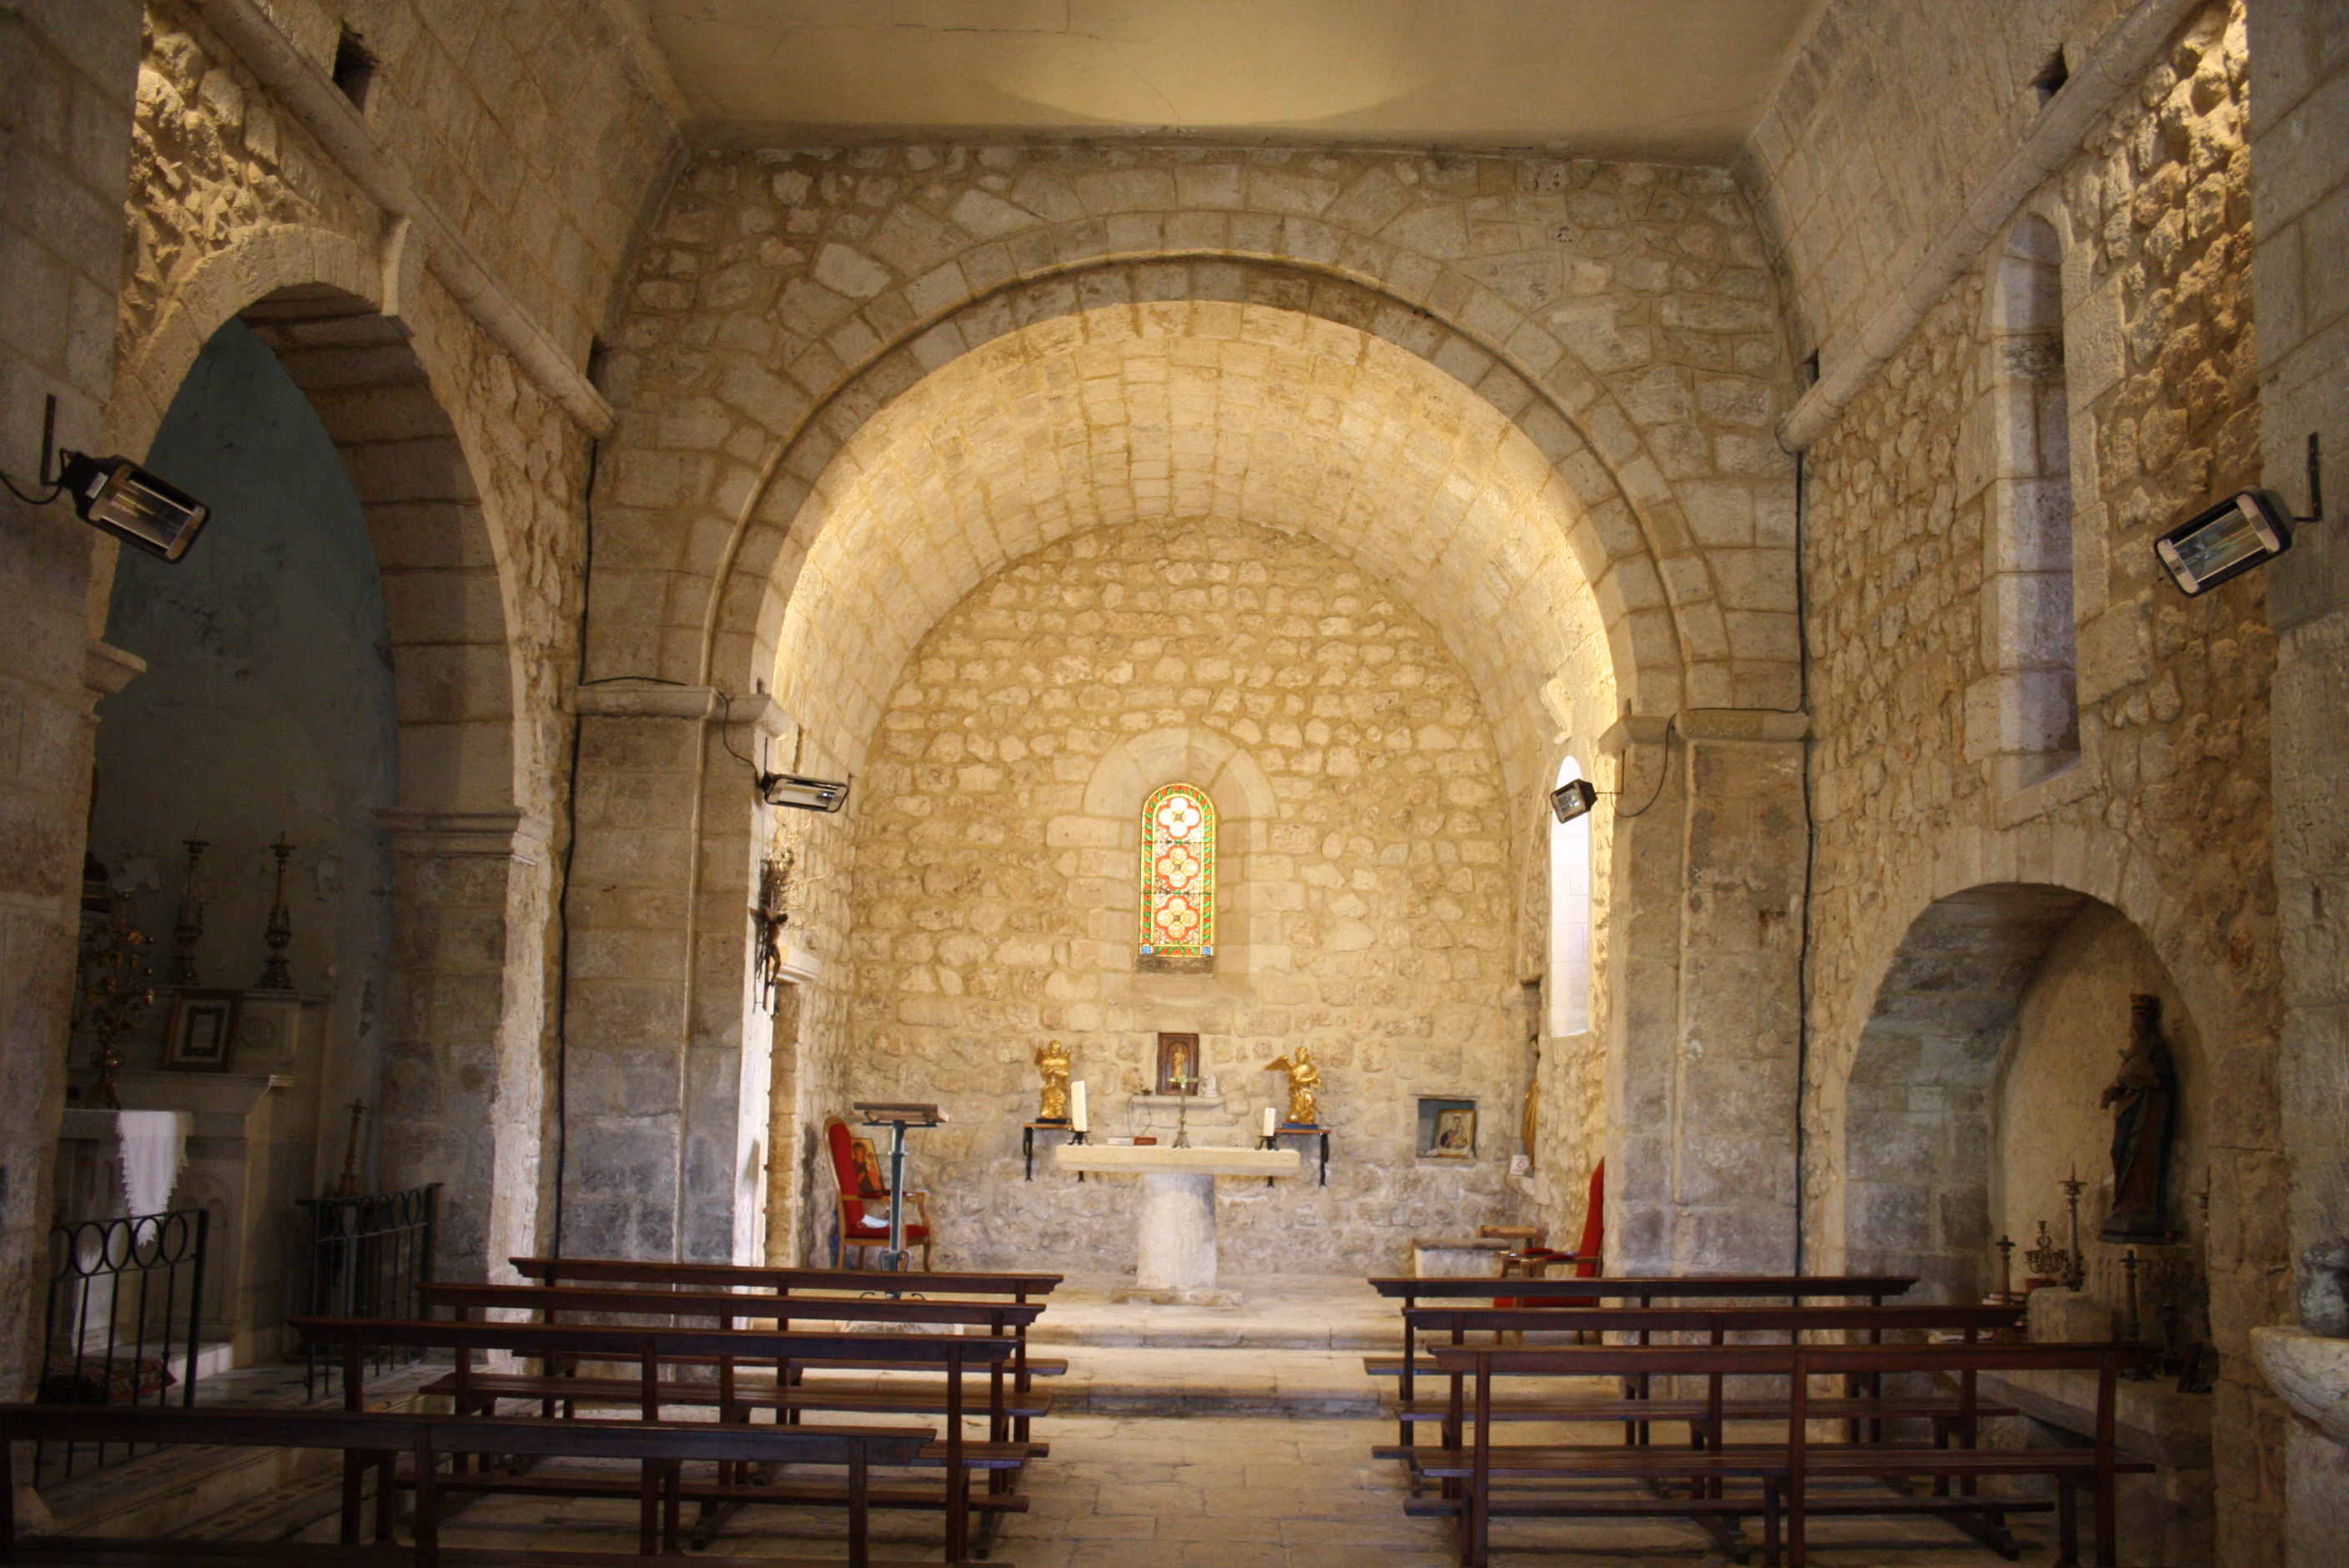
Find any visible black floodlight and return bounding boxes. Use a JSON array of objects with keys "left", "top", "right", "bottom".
[
  {"left": 2155, "top": 490, "right": 2292, "bottom": 596},
  {"left": 758, "top": 771, "right": 850, "bottom": 812},
  {"left": 1550, "top": 778, "right": 1598, "bottom": 824},
  {"left": 2, "top": 398, "right": 210, "bottom": 563},
  {"left": 57, "top": 450, "right": 211, "bottom": 561}
]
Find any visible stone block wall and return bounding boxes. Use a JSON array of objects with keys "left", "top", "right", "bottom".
[
  {"left": 835, "top": 517, "right": 1527, "bottom": 1277},
  {"left": 0, "top": 0, "right": 145, "bottom": 1399}
]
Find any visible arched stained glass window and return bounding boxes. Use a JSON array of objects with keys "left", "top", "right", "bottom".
[{"left": 1139, "top": 783, "right": 1215, "bottom": 966}]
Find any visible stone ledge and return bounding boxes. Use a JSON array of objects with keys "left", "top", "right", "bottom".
[
  {"left": 1976, "top": 1366, "right": 2213, "bottom": 1469},
  {"left": 2253, "top": 1324, "right": 2349, "bottom": 1445}
]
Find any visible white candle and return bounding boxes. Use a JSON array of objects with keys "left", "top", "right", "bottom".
[
  {"left": 1071, "top": 1080, "right": 1088, "bottom": 1133},
  {"left": 1263, "top": 1104, "right": 1276, "bottom": 1137}
]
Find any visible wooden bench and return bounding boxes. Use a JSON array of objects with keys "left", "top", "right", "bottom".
[
  {"left": 1366, "top": 1274, "right": 1919, "bottom": 1450},
  {"left": 1388, "top": 1301, "right": 2027, "bottom": 1457},
  {"left": 0, "top": 1402, "right": 927, "bottom": 1568},
  {"left": 1418, "top": 1339, "right": 2155, "bottom": 1568},
  {"left": 292, "top": 1316, "right": 1019, "bottom": 1563}
]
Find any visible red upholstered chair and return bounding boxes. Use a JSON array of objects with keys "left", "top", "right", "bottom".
[{"left": 823, "top": 1115, "right": 933, "bottom": 1270}]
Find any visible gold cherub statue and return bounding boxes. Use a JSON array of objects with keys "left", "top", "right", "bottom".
[
  {"left": 1264, "top": 1043, "right": 1321, "bottom": 1127},
  {"left": 1035, "top": 1038, "right": 1072, "bottom": 1122}
]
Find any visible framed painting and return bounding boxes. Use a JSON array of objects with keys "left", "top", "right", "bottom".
[
  {"left": 1154, "top": 1032, "right": 1201, "bottom": 1094},
  {"left": 161, "top": 989, "right": 239, "bottom": 1073}
]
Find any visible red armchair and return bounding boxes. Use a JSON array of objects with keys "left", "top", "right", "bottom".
[{"left": 822, "top": 1115, "right": 933, "bottom": 1270}]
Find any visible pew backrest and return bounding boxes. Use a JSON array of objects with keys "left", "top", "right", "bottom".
[{"left": 511, "top": 1256, "right": 1061, "bottom": 1302}]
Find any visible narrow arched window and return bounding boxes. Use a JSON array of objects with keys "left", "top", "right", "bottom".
[
  {"left": 1548, "top": 755, "right": 1592, "bottom": 1035},
  {"left": 1139, "top": 783, "right": 1215, "bottom": 969}
]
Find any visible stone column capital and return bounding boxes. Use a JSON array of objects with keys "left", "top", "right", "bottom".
[
  {"left": 83, "top": 639, "right": 146, "bottom": 705},
  {"left": 574, "top": 681, "right": 723, "bottom": 721},
  {"left": 1676, "top": 708, "right": 1810, "bottom": 745},
  {"left": 377, "top": 807, "right": 552, "bottom": 864}
]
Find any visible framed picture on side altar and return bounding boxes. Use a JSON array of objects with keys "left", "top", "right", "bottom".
[
  {"left": 161, "top": 989, "right": 239, "bottom": 1073},
  {"left": 1155, "top": 1033, "right": 1201, "bottom": 1094}
]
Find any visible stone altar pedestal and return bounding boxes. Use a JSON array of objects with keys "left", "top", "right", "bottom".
[{"left": 1054, "top": 1143, "right": 1300, "bottom": 1305}]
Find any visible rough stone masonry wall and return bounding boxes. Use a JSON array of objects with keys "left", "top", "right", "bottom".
[
  {"left": 837, "top": 518, "right": 1525, "bottom": 1277},
  {"left": 1800, "top": 4, "right": 2287, "bottom": 1558}
]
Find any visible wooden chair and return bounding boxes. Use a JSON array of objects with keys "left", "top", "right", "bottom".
[{"left": 823, "top": 1114, "right": 933, "bottom": 1270}]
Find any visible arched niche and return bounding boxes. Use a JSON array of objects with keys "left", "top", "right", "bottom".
[{"left": 1843, "top": 882, "right": 2207, "bottom": 1309}]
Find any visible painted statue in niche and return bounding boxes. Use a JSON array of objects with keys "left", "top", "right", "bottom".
[
  {"left": 1035, "top": 1039, "right": 1070, "bottom": 1123},
  {"left": 1265, "top": 1044, "right": 1321, "bottom": 1127},
  {"left": 2098, "top": 994, "right": 2179, "bottom": 1242}
]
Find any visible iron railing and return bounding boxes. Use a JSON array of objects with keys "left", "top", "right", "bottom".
[
  {"left": 296, "top": 1184, "right": 437, "bottom": 1400},
  {"left": 38, "top": 1208, "right": 208, "bottom": 1482}
]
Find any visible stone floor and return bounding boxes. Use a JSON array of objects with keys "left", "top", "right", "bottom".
[{"left": 69, "top": 1276, "right": 2088, "bottom": 1565}]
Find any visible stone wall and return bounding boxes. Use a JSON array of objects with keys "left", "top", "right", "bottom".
[
  {"left": 1798, "top": 3, "right": 2289, "bottom": 1558},
  {"left": 836, "top": 517, "right": 1527, "bottom": 1277},
  {"left": 0, "top": 0, "right": 145, "bottom": 1399},
  {"left": 2246, "top": 0, "right": 2349, "bottom": 1553},
  {"left": 1739, "top": 0, "right": 2123, "bottom": 359}
]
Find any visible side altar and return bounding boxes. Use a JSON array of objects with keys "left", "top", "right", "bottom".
[{"left": 1054, "top": 1143, "right": 1300, "bottom": 1305}]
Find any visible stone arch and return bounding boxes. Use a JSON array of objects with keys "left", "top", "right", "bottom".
[
  {"left": 686, "top": 259, "right": 1701, "bottom": 727},
  {"left": 109, "top": 224, "right": 524, "bottom": 821},
  {"left": 103, "top": 222, "right": 546, "bottom": 1280},
  {"left": 1811, "top": 797, "right": 2257, "bottom": 1302}
]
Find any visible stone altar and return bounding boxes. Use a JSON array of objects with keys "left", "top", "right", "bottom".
[{"left": 1054, "top": 1143, "right": 1300, "bottom": 1305}]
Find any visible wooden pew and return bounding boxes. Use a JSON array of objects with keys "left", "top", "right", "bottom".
[
  {"left": 1419, "top": 1339, "right": 2155, "bottom": 1568},
  {"left": 0, "top": 1403, "right": 925, "bottom": 1568},
  {"left": 1366, "top": 1274, "right": 1919, "bottom": 1450},
  {"left": 292, "top": 1316, "right": 1016, "bottom": 1563},
  {"left": 506, "top": 1258, "right": 1066, "bottom": 1437},
  {"left": 419, "top": 1281, "right": 1050, "bottom": 1545},
  {"left": 1391, "top": 1301, "right": 2026, "bottom": 1455}
]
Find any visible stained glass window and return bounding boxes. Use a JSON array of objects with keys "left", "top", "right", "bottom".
[{"left": 1139, "top": 783, "right": 1215, "bottom": 962}]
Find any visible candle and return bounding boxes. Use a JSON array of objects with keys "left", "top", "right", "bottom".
[
  {"left": 1263, "top": 1105, "right": 1276, "bottom": 1137},
  {"left": 1071, "top": 1081, "right": 1088, "bottom": 1133}
]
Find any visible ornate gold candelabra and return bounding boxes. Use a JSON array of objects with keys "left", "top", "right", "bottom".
[
  {"left": 2059, "top": 1168, "right": 2089, "bottom": 1290},
  {"left": 256, "top": 836, "right": 294, "bottom": 989},
  {"left": 75, "top": 896, "right": 154, "bottom": 1110}
]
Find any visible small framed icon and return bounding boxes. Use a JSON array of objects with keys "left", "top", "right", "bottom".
[{"left": 161, "top": 990, "right": 239, "bottom": 1073}]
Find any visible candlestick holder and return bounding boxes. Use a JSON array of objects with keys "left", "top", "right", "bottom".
[
  {"left": 256, "top": 836, "right": 295, "bottom": 989},
  {"left": 2121, "top": 1250, "right": 2154, "bottom": 1377},
  {"left": 334, "top": 1098, "right": 366, "bottom": 1198},
  {"left": 2025, "top": 1219, "right": 2071, "bottom": 1284},
  {"left": 169, "top": 837, "right": 208, "bottom": 985},
  {"left": 2059, "top": 1171, "right": 2089, "bottom": 1291},
  {"left": 74, "top": 894, "right": 153, "bottom": 1111},
  {"left": 1993, "top": 1234, "right": 2016, "bottom": 1305},
  {"left": 1172, "top": 1068, "right": 1200, "bottom": 1148}
]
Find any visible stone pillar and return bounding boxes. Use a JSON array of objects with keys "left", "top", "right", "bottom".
[
  {"left": 378, "top": 810, "right": 552, "bottom": 1283},
  {"left": 1604, "top": 711, "right": 1808, "bottom": 1276},
  {"left": 2249, "top": 0, "right": 2349, "bottom": 1551},
  {"left": 562, "top": 682, "right": 784, "bottom": 1265},
  {"left": 0, "top": 0, "right": 143, "bottom": 1398}
]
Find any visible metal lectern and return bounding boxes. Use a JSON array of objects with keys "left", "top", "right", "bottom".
[{"left": 852, "top": 1101, "right": 943, "bottom": 1275}]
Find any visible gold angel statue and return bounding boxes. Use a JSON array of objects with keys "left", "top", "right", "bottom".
[
  {"left": 1035, "top": 1038, "right": 1072, "bottom": 1122},
  {"left": 1264, "top": 1043, "right": 1322, "bottom": 1127}
]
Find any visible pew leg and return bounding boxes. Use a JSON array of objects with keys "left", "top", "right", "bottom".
[
  {"left": 1763, "top": 1479, "right": 1781, "bottom": 1568},
  {"left": 664, "top": 1459, "right": 683, "bottom": 1554},
  {"left": 637, "top": 1460, "right": 657, "bottom": 1557},
  {"left": 848, "top": 1445, "right": 869, "bottom": 1568},
  {"left": 2094, "top": 1472, "right": 2117, "bottom": 1568},
  {"left": 377, "top": 1452, "right": 398, "bottom": 1542},
  {"left": 340, "top": 1450, "right": 365, "bottom": 1545},
  {"left": 2056, "top": 1475, "right": 2079, "bottom": 1566}
]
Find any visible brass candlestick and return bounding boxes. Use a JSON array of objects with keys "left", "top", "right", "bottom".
[
  {"left": 169, "top": 838, "right": 208, "bottom": 985},
  {"left": 1994, "top": 1234, "right": 2016, "bottom": 1304},
  {"left": 75, "top": 896, "right": 153, "bottom": 1111},
  {"left": 256, "top": 836, "right": 295, "bottom": 990},
  {"left": 1172, "top": 1065, "right": 1200, "bottom": 1148},
  {"left": 2059, "top": 1168, "right": 2089, "bottom": 1291},
  {"left": 334, "top": 1098, "right": 366, "bottom": 1197}
]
